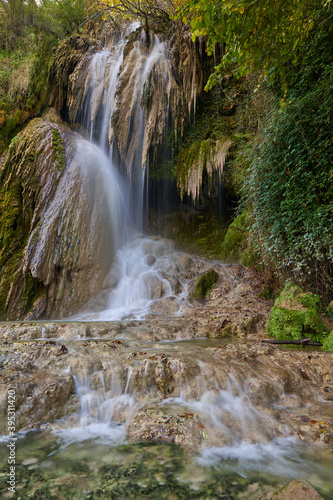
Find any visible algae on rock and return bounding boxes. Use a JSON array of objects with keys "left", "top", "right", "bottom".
[
  {"left": 192, "top": 269, "right": 218, "bottom": 300},
  {"left": 267, "top": 282, "right": 329, "bottom": 342},
  {"left": 220, "top": 209, "right": 258, "bottom": 266},
  {"left": 0, "top": 116, "right": 124, "bottom": 319}
]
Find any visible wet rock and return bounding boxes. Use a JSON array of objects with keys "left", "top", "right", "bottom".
[
  {"left": 0, "top": 119, "right": 126, "bottom": 320},
  {"left": 127, "top": 407, "right": 205, "bottom": 451},
  {"left": 10, "top": 371, "right": 75, "bottom": 430},
  {"left": 145, "top": 254, "right": 156, "bottom": 266},
  {"left": 150, "top": 297, "right": 180, "bottom": 315},
  {"left": 24, "top": 296, "right": 48, "bottom": 320},
  {"left": 173, "top": 255, "right": 192, "bottom": 271},
  {"left": 271, "top": 479, "right": 323, "bottom": 499}
]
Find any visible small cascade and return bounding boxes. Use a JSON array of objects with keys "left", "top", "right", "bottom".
[
  {"left": 157, "top": 374, "right": 313, "bottom": 479},
  {"left": 73, "top": 236, "right": 191, "bottom": 320},
  {"left": 54, "top": 364, "right": 135, "bottom": 446}
]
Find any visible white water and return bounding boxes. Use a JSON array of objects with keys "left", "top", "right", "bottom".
[
  {"left": 71, "top": 27, "right": 188, "bottom": 321},
  {"left": 72, "top": 236, "right": 191, "bottom": 320},
  {"left": 54, "top": 366, "right": 135, "bottom": 446},
  {"left": 51, "top": 366, "right": 321, "bottom": 484}
]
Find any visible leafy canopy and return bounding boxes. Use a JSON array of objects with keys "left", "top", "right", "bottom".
[{"left": 179, "top": 0, "right": 332, "bottom": 88}]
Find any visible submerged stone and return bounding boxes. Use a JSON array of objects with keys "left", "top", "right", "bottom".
[{"left": 273, "top": 479, "right": 323, "bottom": 499}]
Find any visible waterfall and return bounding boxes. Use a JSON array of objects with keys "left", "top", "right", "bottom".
[{"left": 70, "top": 25, "right": 187, "bottom": 320}]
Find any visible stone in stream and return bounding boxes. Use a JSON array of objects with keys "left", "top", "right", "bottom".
[
  {"left": 271, "top": 479, "right": 324, "bottom": 499},
  {"left": 127, "top": 407, "right": 205, "bottom": 451}
]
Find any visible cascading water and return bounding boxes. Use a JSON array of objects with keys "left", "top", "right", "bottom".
[
  {"left": 71, "top": 26, "right": 190, "bottom": 320},
  {"left": 54, "top": 365, "right": 135, "bottom": 446},
  {"left": 2, "top": 24, "right": 333, "bottom": 500}
]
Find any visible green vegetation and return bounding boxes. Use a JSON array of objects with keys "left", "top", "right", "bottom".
[
  {"left": 0, "top": 0, "right": 89, "bottom": 154},
  {"left": 174, "top": 0, "right": 333, "bottom": 301},
  {"left": 180, "top": 0, "right": 332, "bottom": 90},
  {"left": 0, "top": 119, "right": 54, "bottom": 318},
  {"left": 267, "top": 282, "right": 329, "bottom": 342},
  {"left": 52, "top": 129, "right": 66, "bottom": 171},
  {"left": 323, "top": 331, "right": 333, "bottom": 352},
  {"left": 220, "top": 209, "right": 258, "bottom": 266},
  {"left": 242, "top": 63, "right": 333, "bottom": 294},
  {"left": 192, "top": 269, "right": 218, "bottom": 300}
]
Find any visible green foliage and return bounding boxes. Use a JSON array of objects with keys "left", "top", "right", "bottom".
[
  {"left": 192, "top": 269, "right": 218, "bottom": 300},
  {"left": 322, "top": 331, "right": 333, "bottom": 352},
  {"left": 243, "top": 63, "right": 333, "bottom": 293},
  {"left": 179, "top": 0, "right": 332, "bottom": 90},
  {"left": 52, "top": 129, "right": 65, "bottom": 171},
  {"left": 0, "top": 0, "right": 89, "bottom": 153},
  {"left": 268, "top": 282, "right": 329, "bottom": 342},
  {"left": 220, "top": 209, "right": 258, "bottom": 266}
]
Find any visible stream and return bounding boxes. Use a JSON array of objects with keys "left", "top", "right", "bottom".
[
  {"left": 1, "top": 23, "right": 333, "bottom": 499},
  {"left": 1, "top": 319, "right": 333, "bottom": 498}
]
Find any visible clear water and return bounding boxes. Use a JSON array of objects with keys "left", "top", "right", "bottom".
[{"left": 1, "top": 423, "right": 333, "bottom": 498}]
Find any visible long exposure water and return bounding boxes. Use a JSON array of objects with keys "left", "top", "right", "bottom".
[{"left": 1, "top": 25, "right": 333, "bottom": 499}]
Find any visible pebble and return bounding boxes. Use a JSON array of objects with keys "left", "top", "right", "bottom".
[{"left": 21, "top": 457, "right": 38, "bottom": 466}]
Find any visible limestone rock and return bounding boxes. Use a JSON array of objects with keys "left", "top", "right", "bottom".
[
  {"left": 127, "top": 407, "right": 205, "bottom": 451},
  {"left": 271, "top": 480, "right": 323, "bottom": 499},
  {"left": 0, "top": 119, "right": 124, "bottom": 319}
]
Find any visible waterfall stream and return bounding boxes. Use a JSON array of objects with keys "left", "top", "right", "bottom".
[
  {"left": 1, "top": 24, "right": 332, "bottom": 500},
  {"left": 70, "top": 26, "right": 184, "bottom": 321}
]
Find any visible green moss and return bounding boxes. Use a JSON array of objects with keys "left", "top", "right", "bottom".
[
  {"left": 322, "top": 331, "right": 333, "bottom": 352},
  {"left": 0, "top": 119, "right": 55, "bottom": 318},
  {"left": 259, "top": 285, "right": 273, "bottom": 300},
  {"left": 23, "top": 272, "right": 36, "bottom": 310},
  {"left": 268, "top": 282, "right": 329, "bottom": 342},
  {"left": 220, "top": 209, "right": 258, "bottom": 266},
  {"left": 192, "top": 270, "right": 218, "bottom": 300},
  {"left": 52, "top": 129, "right": 65, "bottom": 171}
]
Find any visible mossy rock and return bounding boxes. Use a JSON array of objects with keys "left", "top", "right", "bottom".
[
  {"left": 322, "top": 331, "right": 333, "bottom": 352},
  {"left": 267, "top": 282, "right": 329, "bottom": 342},
  {"left": 192, "top": 269, "right": 218, "bottom": 300},
  {"left": 220, "top": 209, "right": 258, "bottom": 266}
]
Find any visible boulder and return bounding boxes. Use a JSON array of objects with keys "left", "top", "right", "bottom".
[
  {"left": 272, "top": 480, "right": 323, "bottom": 499},
  {"left": 268, "top": 282, "right": 329, "bottom": 341}
]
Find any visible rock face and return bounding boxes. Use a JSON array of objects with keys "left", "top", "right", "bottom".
[
  {"left": 64, "top": 24, "right": 204, "bottom": 171},
  {"left": 0, "top": 118, "right": 128, "bottom": 319}
]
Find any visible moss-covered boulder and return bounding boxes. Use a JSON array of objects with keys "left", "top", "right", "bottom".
[
  {"left": 267, "top": 282, "right": 329, "bottom": 342},
  {"left": 0, "top": 117, "right": 123, "bottom": 320},
  {"left": 220, "top": 209, "right": 258, "bottom": 266},
  {"left": 192, "top": 269, "right": 218, "bottom": 300}
]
